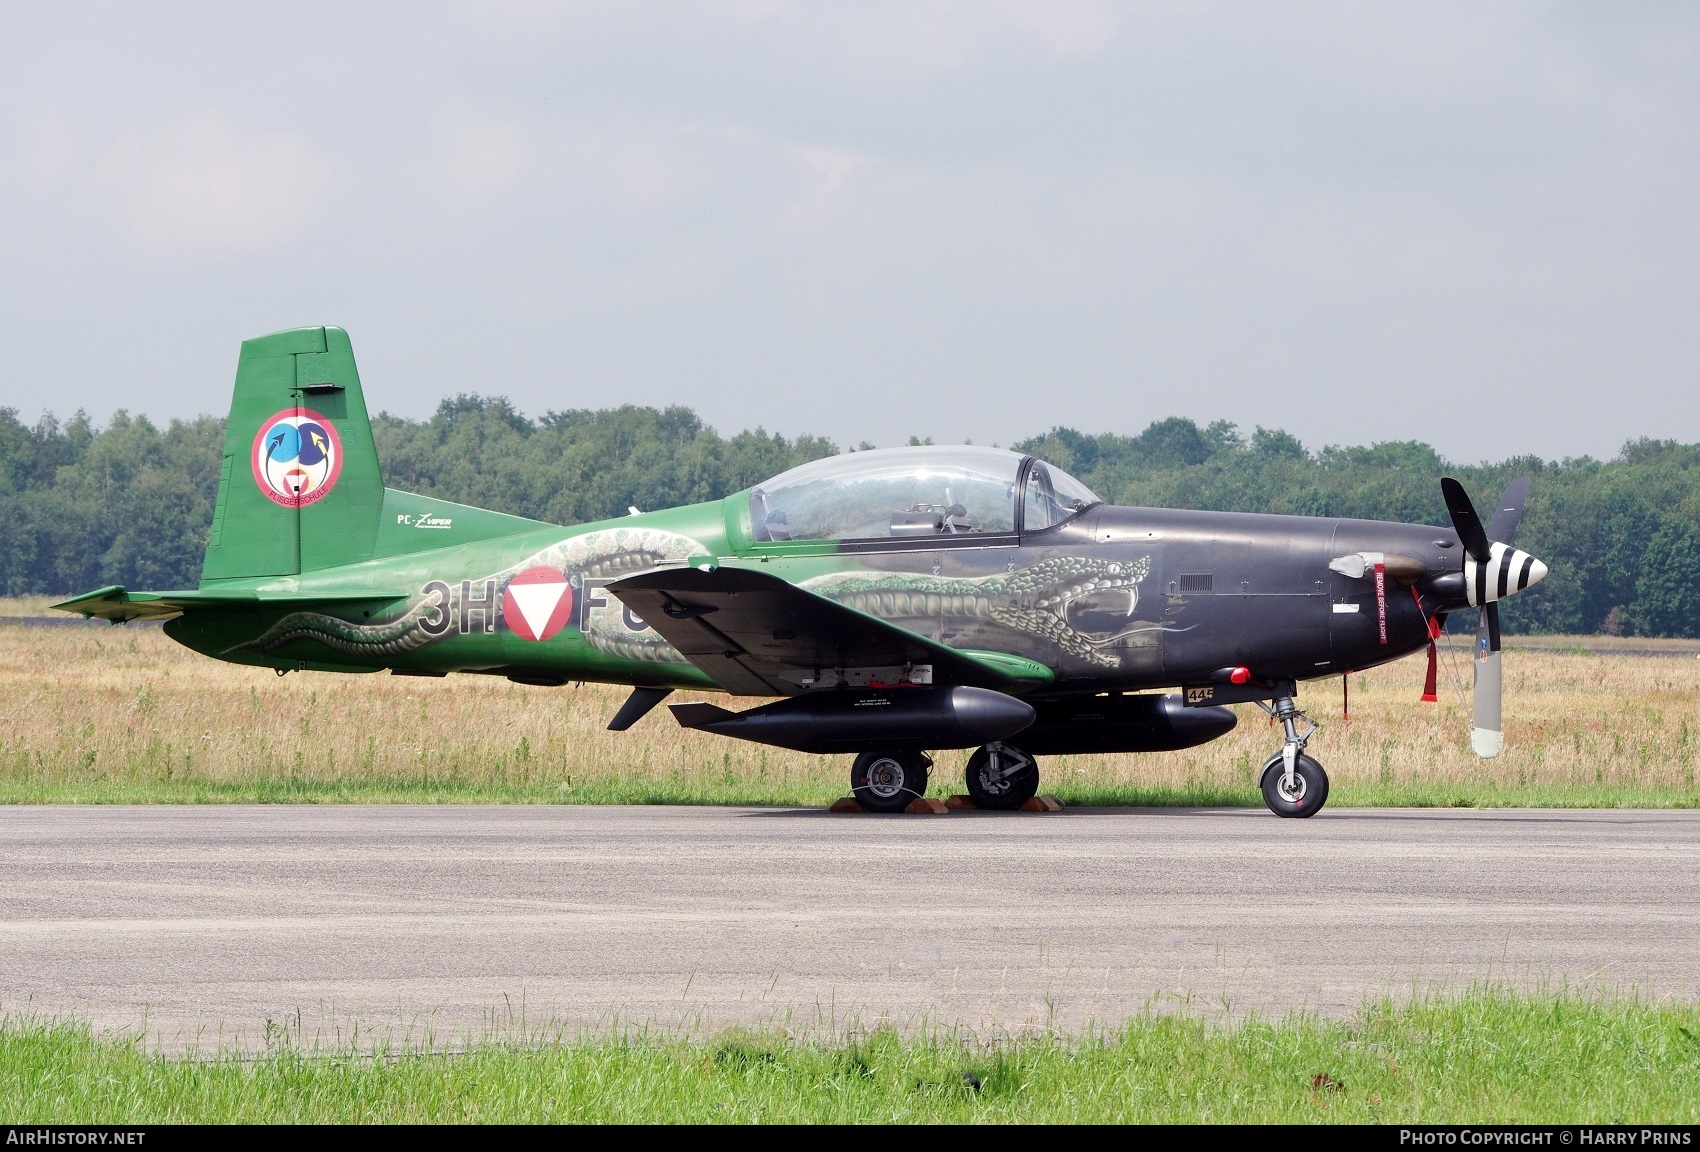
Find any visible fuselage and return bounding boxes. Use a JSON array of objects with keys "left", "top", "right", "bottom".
[{"left": 165, "top": 489, "right": 1457, "bottom": 698}]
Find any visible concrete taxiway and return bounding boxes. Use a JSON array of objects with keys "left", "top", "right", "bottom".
[{"left": 2, "top": 805, "right": 1696, "bottom": 1047}]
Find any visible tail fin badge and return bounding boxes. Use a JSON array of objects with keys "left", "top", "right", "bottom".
[{"left": 252, "top": 409, "right": 343, "bottom": 507}]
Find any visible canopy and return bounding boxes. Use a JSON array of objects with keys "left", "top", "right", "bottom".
[{"left": 750, "top": 445, "right": 1099, "bottom": 543}]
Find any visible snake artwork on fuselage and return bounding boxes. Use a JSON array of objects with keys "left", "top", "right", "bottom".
[{"left": 57, "top": 326, "right": 1552, "bottom": 818}]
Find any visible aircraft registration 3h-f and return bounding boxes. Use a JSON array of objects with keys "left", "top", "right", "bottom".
[{"left": 57, "top": 327, "right": 1550, "bottom": 817}]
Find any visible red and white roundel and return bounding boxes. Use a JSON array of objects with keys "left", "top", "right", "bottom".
[
  {"left": 252, "top": 408, "right": 343, "bottom": 508},
  {"left": 502, "top": 567, "right": 574, "bottom": 642}
]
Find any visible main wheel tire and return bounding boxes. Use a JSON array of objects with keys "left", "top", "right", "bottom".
[
  {"left": 1259, "top": 753, "right": 1329, "bottom": 818},
  {"left": 851, "top": 750, "right": 930, "bottom": 813},
  {"left": 964, "top": 744, "right": 1039, "bottom": 811}
]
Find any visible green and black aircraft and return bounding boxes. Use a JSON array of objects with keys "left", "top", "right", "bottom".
[{"left": 57, "top": 326, "right": 1548, "bottom": 817}]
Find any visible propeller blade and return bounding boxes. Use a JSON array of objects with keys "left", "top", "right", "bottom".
[
  {"left": 1441, "top": 477, "right": 1492, "bottom": 563},
  {"left": 1486, "top": 476, "right": 1531, "bottom": 546},
  {"left": 1471, "top": 602, "right": 1504, "bottom": 758}
]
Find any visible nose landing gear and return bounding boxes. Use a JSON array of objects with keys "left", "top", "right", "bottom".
[
  {"left": 1255, "top": 695, "right": 1329, "bottom": 818},
  {"left": 964, "top": 742, "right": 1039, "bottom": 810}
]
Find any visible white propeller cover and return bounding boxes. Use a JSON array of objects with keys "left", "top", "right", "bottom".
[{"left": 1471, "top": 608, "right": 1505, "bottom": 758}]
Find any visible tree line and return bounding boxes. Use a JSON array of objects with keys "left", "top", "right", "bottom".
[{"left": 1, "top": 400, "right": 1694, "bottom": 636}]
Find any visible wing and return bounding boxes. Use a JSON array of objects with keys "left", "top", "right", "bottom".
[{"left": 607, "top": 565, "right": 1052, "bottom": 696}]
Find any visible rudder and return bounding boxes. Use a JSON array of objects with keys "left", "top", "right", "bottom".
[{"left": 202, "top": 326, "right": 384, "bottom": 581}]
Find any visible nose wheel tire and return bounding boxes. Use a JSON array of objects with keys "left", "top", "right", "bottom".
[
  {"left": 965, "top": 744, "right": 1039, "bottom": 810},
  {"left": 851, "top": 750, "right": 931, "bottom": 813},
  {"left": 1259, "top": 753, "right": 1329, "bottom": 818}
]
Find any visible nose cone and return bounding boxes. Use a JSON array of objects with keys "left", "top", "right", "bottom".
[
  {"left": 1157, "top": 694, "right": 1238, "bottom": 745},
  {"left": 1466, "top": 544, "right": 1550, "bottom": 606}
]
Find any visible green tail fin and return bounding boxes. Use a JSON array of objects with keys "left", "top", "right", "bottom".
[{"left": 201, "top": 326, "right": 384, "bottom": 580}]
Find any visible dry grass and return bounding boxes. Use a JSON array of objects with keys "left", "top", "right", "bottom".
[
  {"left": 1502, "top": 634, "right": 1700, "bottom": 654},
  {"left": 0, "top": 596, "right": 60, "bottom": 617},
  {"left": 1, "top": 612, "right": 1696, "bottom": 806}
]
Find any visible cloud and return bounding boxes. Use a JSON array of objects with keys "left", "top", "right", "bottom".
[
  {"left": 771, "top": 145, "right": 877, "bottom": 235},
  {"left": 605, "top": 238, "right": 718, "bottom": 301},
  {"left": 602, "top": 135, "right": 704, "bottom": 207},
  {"left": 441, "top": 114, "right": 531, "bottom": 201},
  {"left": 444, "top": 1, "right": 1127, "bottom": 79},
  {"left": 21, "top": 116, "right": 83, "bottom": 189},
  {"left": 978, "top": 0, "right": 1123, "bottom": 58},
  {"left": 4, "top": 3, "right": 1698, "bottom": 458},
  {"left": 96, "top": 112, "right": 329, "bottom": 258}
]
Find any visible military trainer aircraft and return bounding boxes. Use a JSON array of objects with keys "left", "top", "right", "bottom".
[{"left": 56, "top": 326, "right": 1549, "bottom": 817}]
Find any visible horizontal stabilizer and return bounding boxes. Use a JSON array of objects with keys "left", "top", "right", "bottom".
[{"left": 52, "top": 585, "right": 405, "bottom": 624}]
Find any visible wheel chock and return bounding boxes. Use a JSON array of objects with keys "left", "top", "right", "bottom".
[
  {"left": 827, "top": 796, "right": 967, "bottom": 814},
  {"left": 829, "top": 796, "right": 948, "bottom": 814},
  {"left": 946, "top": 794, "right": 1063, "bottom": 812}
]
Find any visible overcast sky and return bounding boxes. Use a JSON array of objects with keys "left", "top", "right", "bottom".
[{"left": 2, "top": 2, "right": 1696, "bottom": 462}]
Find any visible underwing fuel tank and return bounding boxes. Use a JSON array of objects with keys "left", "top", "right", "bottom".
[
  {"left": 668, "top": 686, "right": 1036, "bottom": 754},
  {"left": 1017, "top": 693, "right": 1237, "bottom": 756}
]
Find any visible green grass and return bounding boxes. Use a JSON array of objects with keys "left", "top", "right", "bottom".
[
  {"left": 9, "top": 989, "right": 1700, "bottom": 1122},
  {"left": 1056, "top": 780, "right": 1700, "bottom": 811}
]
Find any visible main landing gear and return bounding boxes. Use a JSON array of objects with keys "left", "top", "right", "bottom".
[
  {"left": 1255, "top": 694, "right": 1329, "bottom": 818},
  {"left": 850, "top": 750, "right": 932, "bottom": 813},
  {"left": 964, "top": 742, "right": 1039, "bottom": 810},
  {"left": 847, "top": 743, "right": 1039, "bottom": 812}
]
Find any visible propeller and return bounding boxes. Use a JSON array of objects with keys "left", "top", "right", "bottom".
[{"left": 1440, "top": 476, "right": 1542, "bottom": 758}]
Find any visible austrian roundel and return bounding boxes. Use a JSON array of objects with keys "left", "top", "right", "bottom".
[
  {"left": 252, "top": 409, "right": 343, "bottom": 507},
  {"left": 502, "top": 567, "right": 574, "bottom": 642}
]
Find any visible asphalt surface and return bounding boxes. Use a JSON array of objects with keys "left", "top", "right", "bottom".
[{"left": 3, "top": 805, "right": 1697, "bottom": 1048}]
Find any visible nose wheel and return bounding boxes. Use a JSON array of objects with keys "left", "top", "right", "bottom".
[
  {"left": 1254, "top": 695, "right": 1329, "bottom": 818},
  {"left": 1259, "top": 751, "right": 1329, "bottom": 817},
  {"left": 964, "top": 742, "right": 1039, "bottom": 810}
]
